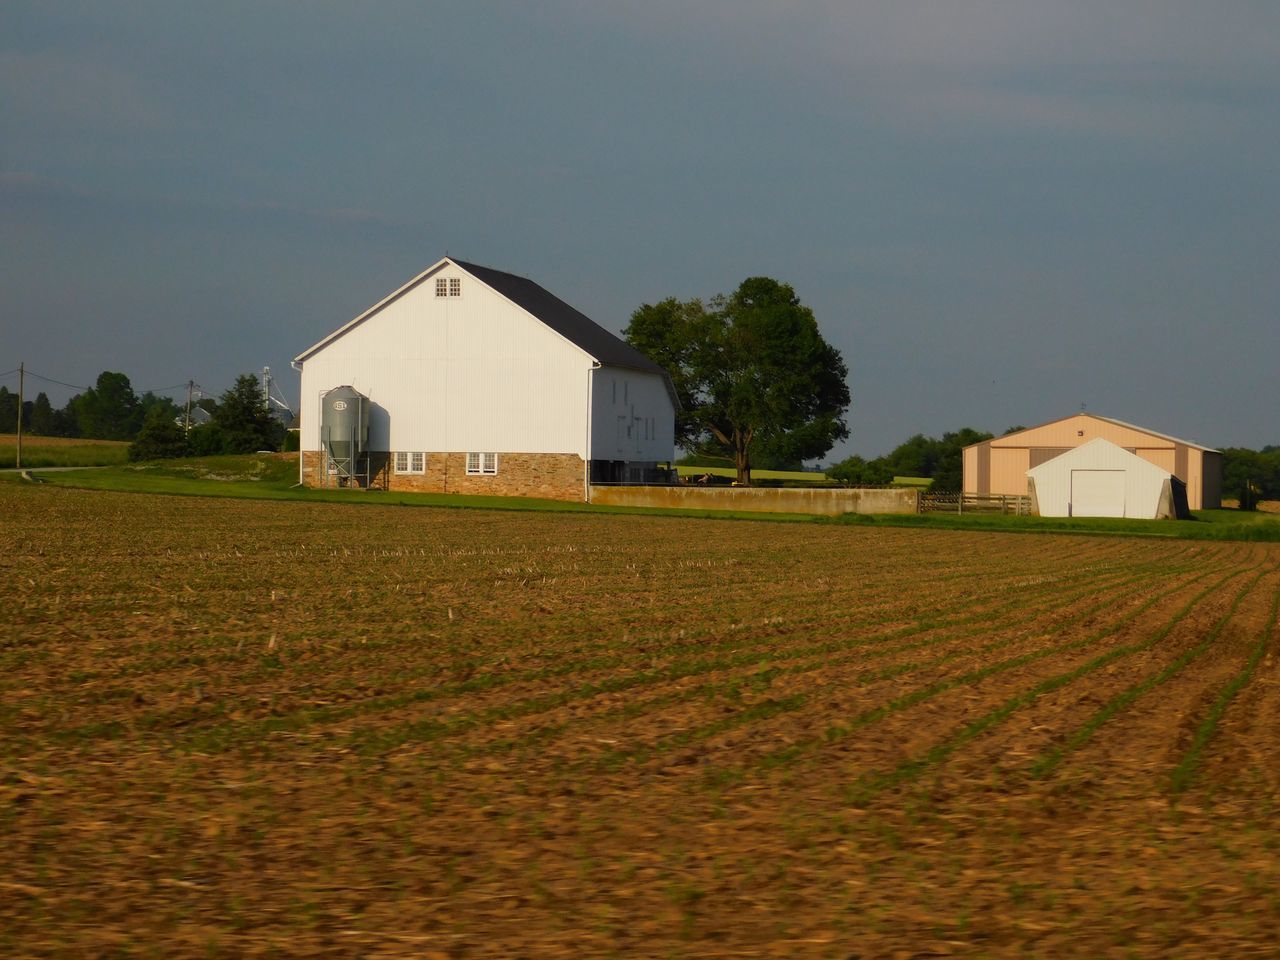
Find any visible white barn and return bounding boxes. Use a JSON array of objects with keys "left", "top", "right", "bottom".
[
  {"left": 293, "top": 257, "right": 677, "bottom": 501},
  {"left": 1026, "top": 438, "right": 1190, "bottom": 519}
]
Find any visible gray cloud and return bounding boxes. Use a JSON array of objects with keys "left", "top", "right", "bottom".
[
  {"left": 2, "top": 1, "right": 1277, "bottom": 456},
  {"left": 0, "top": 48, "right": 175, "bottom": 131}
]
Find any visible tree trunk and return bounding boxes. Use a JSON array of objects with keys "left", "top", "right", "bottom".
[
  {"left": 734, "top": 427, "right": 751, "bottom": 485},
  {"left": 710, "top": 423, "right": 753, "bottom": 485}
]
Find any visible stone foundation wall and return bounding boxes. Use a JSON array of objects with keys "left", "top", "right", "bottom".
[
  {"left": 300, "top": 451, "right": 390, "bottom": 490},
  {"left": 302, "top": 451, "right": 585, "bottom": 502}
]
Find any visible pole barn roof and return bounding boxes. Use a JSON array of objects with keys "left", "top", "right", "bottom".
[{"left": 965, "top": 412, "right": 1218, "bottom": 454}]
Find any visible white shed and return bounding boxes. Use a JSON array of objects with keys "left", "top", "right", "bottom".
[{"left": 1026, "top": 438, "right": 1190, "bottom": 519}]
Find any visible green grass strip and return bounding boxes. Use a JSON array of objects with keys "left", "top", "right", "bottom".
[
  {"left": 24, "top": 462, "right": 1280, "bottom": 541},
  {"left": 1168, "top": 575, "right": 1280, "bottom": 794},
  {"left": 824, "top": 511, "right": 1280, "bottom": 543},
  {"left": 1030, "top": 568, "right": 1269, "bottom": 779}
]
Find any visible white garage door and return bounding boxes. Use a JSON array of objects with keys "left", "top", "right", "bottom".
[{"left": 1070, "top": 470, "right": 1126, "bottom": 517}]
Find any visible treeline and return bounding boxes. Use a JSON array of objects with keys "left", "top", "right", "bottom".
[
  {"left": 1220, "top": 447, "right": 1280, "bottom": 510},
  {"left": 828, "top": 428, "right": 1280, "bottom": 509},
  {"left": 0, "top": 371, "right": 289, "bottom": 459},
  {"left": 0, "top": 372, "right": 176, "bottom": 441},
  {"left": 828, "top": 428, "right": 997, "bottom": 492}
]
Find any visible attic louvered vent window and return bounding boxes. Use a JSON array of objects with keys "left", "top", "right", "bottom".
[
  {"left": 435, "top": 278, "right": 461, "bottom": 298},
  {"left": 466, "top": 452, "right": 498, "bottom": 475},
  {"left": 449, "top": 277, "right": 461, "bottom": 296}
]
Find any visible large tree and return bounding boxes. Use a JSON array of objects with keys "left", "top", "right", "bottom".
[
  {"left": 128, "top": 405, "right": 190, "bottom": 461},
  {"left": 211, "top": 374, "right": 283, "bottom": 453},
  {"left": 70, "top": 372, "right": 142, "bottom": 440},
  {"left": 626, "top": 277, "right": 850, "bottom": 484},
  {"left": 1221, "top": 446, "right": 1280, "bottom": 510},
  {"left": 29, "top": 393, "right": 57, "bottom": 435},
  {"left": 0, "top": 387, "right": 16, "bottom": 434},
  {"left": 621, "top": 296, "right": 715, "bottom": 450}
]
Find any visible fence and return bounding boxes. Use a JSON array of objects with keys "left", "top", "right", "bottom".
[{"left": 919, "top": 492, "right": 1032, "bottom": 515}]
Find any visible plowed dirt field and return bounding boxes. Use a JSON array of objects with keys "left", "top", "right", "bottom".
[{"left": 3, "top": 485, "right": 1279, "bottom": 959}]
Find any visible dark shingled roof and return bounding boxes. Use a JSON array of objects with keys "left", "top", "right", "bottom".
[{"left": 452, "top": 259, "right": 666, "bottom": 376}]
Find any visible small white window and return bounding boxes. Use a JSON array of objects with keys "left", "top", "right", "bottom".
[
  {"left": 466, "top": 452, "right": 498, "bottom": 475},
  {"left": 449, "top": 277, "right": 461, "bottom": 297},
  {"left": 394, "top": 451, "right": 425, "bottom": 474},
  {"left": 435, "top": 278, "right": 448, "bottom": 297}
]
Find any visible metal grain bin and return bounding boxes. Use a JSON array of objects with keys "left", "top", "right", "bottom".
[{"left": 321, "top": 385, "right": 369, "bottom": 479}]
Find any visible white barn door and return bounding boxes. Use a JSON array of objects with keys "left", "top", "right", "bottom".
[{"left": 1070, "top": 470, "right": 1126, "bottom": 517}]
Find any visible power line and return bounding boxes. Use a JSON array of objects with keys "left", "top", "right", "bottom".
[
  {"left": 1, "top": 367, "right": 209, "bottom": 396},
  {"left": 20, "top": 370, "right": 91, "bottom": 391}
]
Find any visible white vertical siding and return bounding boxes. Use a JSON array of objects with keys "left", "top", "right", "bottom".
[
  {"left": 299, "top": 264, "right": 594, "bottom": 456},
  {"left": 589, "top": 367, "right": 676, "bottom": 462}
]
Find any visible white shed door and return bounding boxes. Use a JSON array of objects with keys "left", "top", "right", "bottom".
[{"left": 1070, "top": 470, "right": 1126, "bottom": 517}]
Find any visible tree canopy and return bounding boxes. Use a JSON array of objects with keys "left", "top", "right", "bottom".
[
  {"left": 70, "top": 371, "right": 143, "bottom": 440},
  {"left": 828, "top": 428, "right": 993, "bottom": 491},
  {"left": 1221, "top": 447, "right": 1280, "bottom": 510},
  {"left": 1, "top": 369, "right": 287, "bottom": 456},
  {"left": 204, "top": 374, "right": 284, "bottom": 454},
  {"left": 0, "top": 387, "right": 22, "bottom": 434},
  {"left": 128, "top": 405, "right": 190, "bottom": 461},
  {"left": 625, "top": 277, "right": 850, "bottom": 483}
]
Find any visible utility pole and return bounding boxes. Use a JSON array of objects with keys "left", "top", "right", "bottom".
[
  {"left": 185, "top": 380, "right": 194, "bottom": 434},
  {"left": 15, "top": 362, "right": 23, "bottom": 469}
]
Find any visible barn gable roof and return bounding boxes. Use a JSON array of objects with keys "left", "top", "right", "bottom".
[
  {"left": 294, "top": 257, "right": 669, "bottom": 386},
  {"left": 965, "top": 413, "right": 1218, "bottom": 454},
  {"left": 449, "top": 260, "right": 666, "bottom": 376}
]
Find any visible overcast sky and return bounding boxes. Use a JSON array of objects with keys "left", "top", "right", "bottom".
[{"left": 3, "top": 2, "right": 1277, "bottom": 459}]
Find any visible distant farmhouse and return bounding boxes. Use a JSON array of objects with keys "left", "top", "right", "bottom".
[
  {"left": 964, "top": 413, "right": 1222, "bottom": 515},
  {"left": 293, "top": 257, "right": 677, "bottom": 501}
]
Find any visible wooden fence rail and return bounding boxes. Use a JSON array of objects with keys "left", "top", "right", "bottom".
[{"left": 919, "top": 492, "right": 1032, "bottom": 516}]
